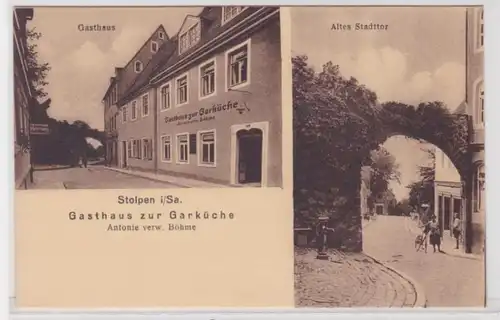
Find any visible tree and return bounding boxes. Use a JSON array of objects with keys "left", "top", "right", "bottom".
[
  {"left": 26, "top": 27, "right": 51, "bottom": 99},
  {"left": 369, "top": 146, "right": 401, "bottom": 199},
  {"left": 293, "top": 55, "right": 381, "bottom": 228},
  {"left": 407, "top": 145, "right": 436, "bottom": 209}
]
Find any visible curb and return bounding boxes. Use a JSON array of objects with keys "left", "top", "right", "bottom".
[
  {"left": 103, "top": 166, "right": 189, "bottom": 188},
  {"left": 365, "top": 253, "right": 427, "bottom": 308}
]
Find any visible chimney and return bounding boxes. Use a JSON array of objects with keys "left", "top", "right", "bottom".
[{"left": 109, "top": 76, "right": 115, "bottom": 84}]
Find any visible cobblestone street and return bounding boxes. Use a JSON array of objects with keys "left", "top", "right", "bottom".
[
  {"left": 364, "top": 215, "right": 485, "bottom": 307},
  {"left": 295, "top": 248, "right": 418, "bottom": 307}
]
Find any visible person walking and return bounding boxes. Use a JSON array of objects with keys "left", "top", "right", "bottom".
[
  {"left": 429, "top": 215, "right": 442, "bottom": 253},
  {"left": 452, "top": 212, "right": 462, "bottom": 249}
]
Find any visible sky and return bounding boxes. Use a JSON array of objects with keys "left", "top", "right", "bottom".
[
  {"left": 292, "top": 7, "right": 466, "bottom": 200},
  {"left": 27, "top": 7, "right": 203, "bottom": 130}
]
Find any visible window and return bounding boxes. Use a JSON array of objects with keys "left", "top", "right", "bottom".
[
  {"left": 161, "top": 135, "right": 172, "bottom": 162},
  {"left": 222, "top": 7, "right": 245, "bottom": 24},
  {"left": 131, "top": 101, "right": 137, "bottom": 120},
  {"left": 127, "top": 141, "right": 132, "bottom": 158},
  {"left": 179, "top": 22, "right": 200, "bottom": 54},
  {"left": 111, "top": 86, "right": 118, "bottom": 104},
  {"left": 142, "top": 138, "right": 153, "bottom": 160},
  {"left": 142, "top": 94, "right": 149, "bottom": 117},
  {"left": 479, "top": 9, "right": 484, "bottom": 49},
  {"left": 122, "top": 106, "right": 128, "bottom": 123},
  {"left": 199, "top": 130, "right": 216, "bottom": 166},
  {"left": 227, "top": 42, "right": 249, "bottom": 88},
  {"left": 176, "top": 75, "right": 188, "bottom": 105},
  {"left": 160, "top": 84, "right": 171, "bottom": 111},
  {"left": 151, "top": 41, "right": 158, "bottom": 53},
  {"left": 134, "top": 61, "right": 143, "bottom": 73},
  {"left": 159, "top": 31, "right": 165, "bottom": 40},
  {"left": 200, "top": 60, "right": 216, "bottom": 98},
  {"left": 177, "top": 134, "right": 189, "bottom": 163},
  {"left": 473, "top": 164, "right": 485, "bottom": 212},
  {"left": 479, "top": 84, "right": 484, "bottom": 125}
]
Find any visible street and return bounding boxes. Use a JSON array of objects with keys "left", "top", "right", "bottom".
[
  {"left": 32, "top": 165, "right": 179, "bottom": 189},
  {"left": 363, "top": 215, "right": 485, "bottom": 307}
]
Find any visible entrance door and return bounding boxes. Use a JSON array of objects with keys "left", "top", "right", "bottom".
[
  {"left": 237, "top": 128, "right": 263, "bottom": 184},
  {"left": 121, "top": 141, "right": 127, "bottom": 168},
  {"left": 375, "top": 204, "right": 384, "bottom": 215}
]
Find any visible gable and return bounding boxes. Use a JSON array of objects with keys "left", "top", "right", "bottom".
[{"left": 178, "top": 16, "right": 201, "bottom": 35}]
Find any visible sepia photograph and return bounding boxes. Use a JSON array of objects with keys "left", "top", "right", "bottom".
[
  {"left": 292, "top": 6, "right": 485, "bottom": 308},
  {"left": 14, "top": 6, "right": 282, "bottom": 190}
]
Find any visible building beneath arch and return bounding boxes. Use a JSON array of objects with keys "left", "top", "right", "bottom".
[{"left": 434, "top": 7, "right": 484, "bottom": 254}]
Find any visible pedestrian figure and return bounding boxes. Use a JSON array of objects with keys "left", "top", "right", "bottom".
[
  {"left": 428, "top": 215, "right": 441, "bottom": 253},
  {"left": 452, "top": 212, "right": 461, "bottom": 249}
]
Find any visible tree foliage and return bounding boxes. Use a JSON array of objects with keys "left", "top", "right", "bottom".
[
  {"left": 369, "top": 147, "right": 401, "bottom": 198},
  {"left": 26, "top": 27, "right": 51, "bottom": 99},
  {"left": 407, "top": 145, "right": 436, "bottom": 209},
  {"left": 293, "top": 55, "right": 381, "bottom": 229}
]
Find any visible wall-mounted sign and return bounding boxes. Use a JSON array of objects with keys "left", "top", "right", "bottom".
[
  {"left": 30, "top": 123, "right": 50, "bottom": 135},
  {"left": 164, "top": 100, "right": 250, "bottom": 126}
]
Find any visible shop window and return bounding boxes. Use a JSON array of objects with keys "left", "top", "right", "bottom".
[
  {"left": 200, "top": 60, "right": 216, "bottom": 98},
  {"left": 127, "top": 141, "right": 132, "bottom": 158},
  {"left": 177, "top": 134, "right": 189, "bottom": 164},
  {"left": 199, "top": 130, "right": 216, "bottom": 166},
  {"left": 161, "top": 135, "right": 172, "bottom": 162},
  {"left": 473, "top": 164, "right": 485, "bottom": 212}
]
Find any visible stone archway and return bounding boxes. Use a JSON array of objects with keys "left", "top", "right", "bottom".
[{"left": 342, "top": 101, "right": 473, "bottom": 253}]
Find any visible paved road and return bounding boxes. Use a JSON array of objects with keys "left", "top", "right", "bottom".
[
  {"left": 363, "top": 215, "right": 485, "bottom": 307},
  {"left": 295, "top": 248, "right": 417, "bottom": 308},
  {"left": 33, "top": 166, "right": 178, "bottom": 189}
]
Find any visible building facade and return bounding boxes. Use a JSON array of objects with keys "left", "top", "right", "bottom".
[
  {"left": 13, "top": 8, "right": 35, "bottom": 189},
  {"left": 433, "top": 7, "right": 484, "bottom": 254},
  {"left": 103, "top": 6, "right": 282, "bottom": 187}
]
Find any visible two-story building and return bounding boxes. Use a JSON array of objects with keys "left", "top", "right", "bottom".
[
  {"left": 14, "top": 8, "right": 35, "bottom": 189},
  {"left": 434, "top": 7, "right": 484, "bottom": 254},
  {"left": 103, "top": 6, "right": 282, "bottom": 187}
]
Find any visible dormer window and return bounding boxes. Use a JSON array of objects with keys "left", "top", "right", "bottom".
[
  {"left": 151, "top": 41, "right": 158, "bottom": 53},
  {"left": 179, "top": 22, "right": 200, "bottom": 55},
  {"left": 159, "top": 31, "right": 165, "bottom": 40},
  {"left": 222, "top": 7, "right": 245, "bottom": 25},
  {"left": 134, "top": 61, "right": 143, "bottom": 73}
]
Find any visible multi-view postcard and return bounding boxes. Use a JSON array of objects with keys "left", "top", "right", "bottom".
[{"left": 13, "top": 5, "right": 485, "bottom": 310}]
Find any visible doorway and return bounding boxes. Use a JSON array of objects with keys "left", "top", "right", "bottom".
[
  {"left": 375, "top": 204, "right": 384, "bottom": 216},
  {"left": 121, "top": 141, "right": 127, "bottom": 168},
  {"left": 443, "top": 196, "right": 451, "bottom": 232},
  {"left": 237, "top": 128, "right": 263, "bottom": 185}
]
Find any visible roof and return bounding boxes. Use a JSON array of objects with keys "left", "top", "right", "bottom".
[
  {"left": 102, "top": 24, "right": 167, "bottom": 101},
  {"left": 117, "top": 6, "right": 279, "bottom": 104},
  {"left": 454, "top": 100, "right": 468, "bottom": 114}
]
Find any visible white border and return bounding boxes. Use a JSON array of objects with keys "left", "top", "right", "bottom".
[
  {"left": 159, "top": 134, "right": 172, "bottom": 163},
  {"left": 174, "top": 72, "right": 189, "bottom": 107},
  {"left": 3, "top": 1, "right": 500, "bottom": 319},
  {"left": 175, "top": 132, "right": 190, "bottom": 164},
  {"left": 224, "top": 38, "right": 251, "bottom": 92},
  {"left": 198, "top": 57, "right": 217, "bottom": 100},
  {"left": 197, "top": 129, "right": 217, "bottom": 167}
]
